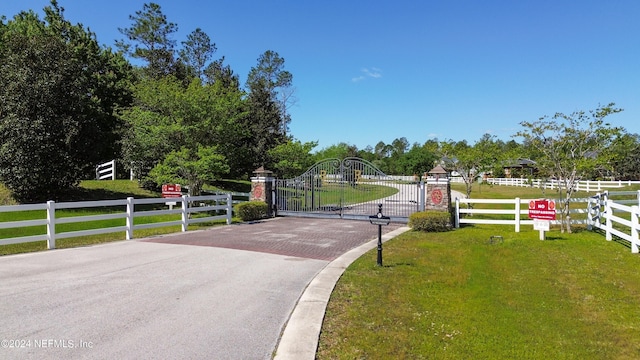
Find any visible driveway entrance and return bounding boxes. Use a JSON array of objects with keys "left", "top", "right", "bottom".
[
  {"left": 0, "top": 217, "right": 403, "bottom": 359},
  {"left": 275, "top": 157, "right": 424, "bottom": 222}
]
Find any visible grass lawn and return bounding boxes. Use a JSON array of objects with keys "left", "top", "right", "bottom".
[
  {"left": 317, "top": 225, "right": 640, "bottom": 359},
  {"left": 317, "top": 183, "right": 640, "bottom": 359},
  {"left": 281, "top": 181, "right": 399, "bottom": 209}
]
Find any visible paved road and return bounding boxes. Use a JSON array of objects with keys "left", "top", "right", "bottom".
[
  {"left": 0, "top": 217, "right": 403, "bottom": 359},
  {"left": 343, "top": 182, "right": 466, "bottom": 218}
]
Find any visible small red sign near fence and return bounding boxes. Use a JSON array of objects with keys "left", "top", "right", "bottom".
[
  {"left": 528, "top": 199, "right": 556, "bottom": 220},
  {"left": 162, "top": 184, "right": 182, "bottom": 198}
]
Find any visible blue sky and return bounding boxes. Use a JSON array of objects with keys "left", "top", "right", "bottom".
[{"left": 3, "top": 0, "right": 639, "bottom": 152}]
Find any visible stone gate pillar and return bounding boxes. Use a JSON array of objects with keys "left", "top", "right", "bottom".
[
  {"left": 425, "top": 165, "right": 451, "bottom": 212},
  {"left": 251, "top": 166, "right": 275, "bottom": 217}
]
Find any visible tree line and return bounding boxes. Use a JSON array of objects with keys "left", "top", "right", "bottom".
[
  {"left": 299, "top": 103, "right": 638, "bottom": 234},
  {"left": 1, "top": 1, "right": 294, "bottom": 201},
  {"left": 1, "top": 1, "right": 638, "bottom": 211}
]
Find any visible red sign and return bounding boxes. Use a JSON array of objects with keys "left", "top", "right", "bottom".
[
  {"left": 528, "top": 199, "right": 556, "bottom": 220},
  {"left": 162, "top": 184, "right": 182, "bottom": 198}
]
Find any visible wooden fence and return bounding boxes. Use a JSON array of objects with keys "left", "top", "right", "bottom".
[{"left": 0, "top": 194, "right": 236, "bottom": 250}]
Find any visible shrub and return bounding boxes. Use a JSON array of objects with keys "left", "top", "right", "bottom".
[
  {"left": 409, "top": 210, "right": 452, "bottom": 232},
  {"left": 0, "top": 183, "right": 17, "bottom": 206},
  {"left": 234, "top": 201, "right": 268, "bottom": 221}
]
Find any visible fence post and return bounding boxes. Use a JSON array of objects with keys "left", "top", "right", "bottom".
[
  {"left": 586, "top": 197, "right": 592, "bottom": 230},
  {"left": 586, "top": 196, "right": 595, "bottom": 230},
  {"left": 181, "top": 195, "right": 189, "bottom": 232},
  {"left": 46, "top": 200, "right": 56, "bottom": 249},
  {"left": 515, "top": 197, "right": 521, "bottom": 233},
  {"left": 226, "top": 193, "right": 233, "bottom": 225},
  {"left": 605, "top": 198, "right": 612, "bottom": 241},
  {"left": 126, "top": 197, "right": 134, "bottom": 240},
  {"left": 455, "top": 197, "right": 460, "bottom": 228},
  {"left": 419, "top": 180, "right": 425, "bottom": 212},
  {"left": 631, "top": 206, "right": 639, "bottom": 254}
]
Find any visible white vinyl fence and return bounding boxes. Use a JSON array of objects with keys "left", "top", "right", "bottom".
[
  {"left": 587, "top": 191, "right": 640, "bottom": 253},
  {"left": 485, "top": 177, "right": 640, "bottom": 192},
  {"left": 0, "top": 194, "right": 235, "bottom": 250},
  {"left": 455, "top": 190, "right": 640, "bottom": 252},
  {"left": 455, "top": 197, "right": 559, "bottom": 232},
  {"left": 96, "top": 160, "right": 115, "bottom": 180}
]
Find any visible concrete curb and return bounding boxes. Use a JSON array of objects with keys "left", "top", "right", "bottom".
[{"left": 273, "top": 226, "right": 412, "bottom": 359}]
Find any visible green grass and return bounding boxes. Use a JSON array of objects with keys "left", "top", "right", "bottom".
[
  {"left": 317, "top": 225, "right": 640, "bottom": 359},
  {"left": 455, "top": 181, "right": 640, "bottom": 201},
  {"left": 282, "top": 182, "right": 398, "bottom": 209},
  {"left": 317, "top": 183, "right": 640, "bottom": 359},
  {"left": 0, "top": 179, "right": 248, "bottom": 256}
]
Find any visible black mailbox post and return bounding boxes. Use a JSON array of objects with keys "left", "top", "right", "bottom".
[{"left": 369, "top": 204, "right": 390, "bottom": 266}]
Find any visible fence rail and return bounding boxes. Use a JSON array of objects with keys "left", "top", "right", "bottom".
[
  {"left": 484, "top": 177, "right": 640, "bottom": 192},
  {"left": 96, "top": 160, "right": 116, "bottom": 180},
  {"left": 455, "top": 190, "right": 640, "bottom": 252},
  {"left": 587, "top": 191, "right": 640, "bottom": 253},
  {"left": 0, "top": 194, "right": 236, "bottom": 250}
]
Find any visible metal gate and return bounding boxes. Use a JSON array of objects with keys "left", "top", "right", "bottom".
[{"left": 275, "top": 157, "right": 425, "bottom": 222}]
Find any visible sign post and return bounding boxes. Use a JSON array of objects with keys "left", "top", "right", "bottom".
[
  {"left": 369, "top": 204, "right": 390, "bottom": 266},
  {"left": 528, "top": 199, "right": 556, "bottom": 240}
]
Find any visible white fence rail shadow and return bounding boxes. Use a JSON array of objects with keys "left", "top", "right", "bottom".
[
  {"left": 0, "top": 194, "right": 237, "bottom": 250},
  {"left": 455, "top": 190, "right": 640, "bottom": 253}
]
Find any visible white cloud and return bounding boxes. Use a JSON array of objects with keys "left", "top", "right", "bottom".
[
  {"left": 363, "top": 67, "right": 382, "bottom": 78},
  {"left": 352, "top": 67, "right": 383, "bottom": 82}
]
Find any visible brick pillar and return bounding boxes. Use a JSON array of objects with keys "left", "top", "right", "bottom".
[
  {"left": 426, "top": 178, "right": 451, "bottom": 212},
  {"left": 251, "top": 167, "right": 275, "bottom": 217}
]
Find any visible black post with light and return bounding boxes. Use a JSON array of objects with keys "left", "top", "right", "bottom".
[{"left": 369, "top": 204, "right": 391, "bottom": 266}]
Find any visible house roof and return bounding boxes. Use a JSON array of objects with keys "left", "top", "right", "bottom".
[{"left": 504, "top": 158, "right": 536, "bottom": 168}]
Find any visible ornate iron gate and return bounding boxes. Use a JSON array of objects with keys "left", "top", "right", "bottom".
[{"left": 275, "top": 157, "right": 425, "bottom": 222}]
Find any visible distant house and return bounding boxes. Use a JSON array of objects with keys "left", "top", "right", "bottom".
[{"left": 503, "top": 158, "right": 537, "bottom": 178}]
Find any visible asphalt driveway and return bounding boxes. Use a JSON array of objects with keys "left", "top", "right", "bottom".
[{"left": 0, "top": 217, "right": 403, "bottom": 359}]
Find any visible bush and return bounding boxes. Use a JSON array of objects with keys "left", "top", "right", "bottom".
[
  {"left": 409, "top": 210, "right": 452, "bottom": 232},
  {"left": 234, "top": 201, "right": 268, "bottom": 221},
  {"left": 0, "top": 183, "right": 17, "bottom": 206}
]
